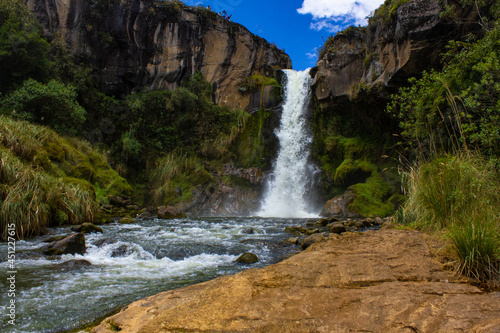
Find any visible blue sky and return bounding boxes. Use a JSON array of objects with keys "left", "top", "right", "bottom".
[{"left": 182, "top": 0, "right": 385, "bottom": 70}]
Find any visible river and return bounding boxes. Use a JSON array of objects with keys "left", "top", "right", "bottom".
[{"left": 0, "top": 217, "right": 306, "bottom": 332}]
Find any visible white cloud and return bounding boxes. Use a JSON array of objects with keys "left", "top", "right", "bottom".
[
  {"left": 297, "top": 0, "right": 385, "bottom": 29},
  {"left": 306, "top": 47, "right": 319, "bottom": 59}
]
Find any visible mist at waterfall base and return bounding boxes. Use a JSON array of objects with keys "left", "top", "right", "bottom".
[
  {"left": 0, "top": 218, "right": 306, "bottom": 333},
  {"left": 258, "top": 69, "right": 320, "bottom": 218}
]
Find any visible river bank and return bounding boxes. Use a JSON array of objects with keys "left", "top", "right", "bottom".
[{"left": 92, "top": 227, "right": 500, "bottom": 333}]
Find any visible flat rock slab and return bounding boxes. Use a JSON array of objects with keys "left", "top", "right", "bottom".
[{"left": 92, "top": 230, "right": 500, "bottom": 333}]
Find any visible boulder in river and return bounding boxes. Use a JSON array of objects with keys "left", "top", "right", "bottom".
[
  {"left": 119, "top": 217, "right": 136, "bottom": 224},
  {"left": 235, "top": 252, "right": 259, "bottom": 264},
  {"left": 301, "top": 233, "right": 325, "bottom": 250},
  {"left": 71, "top": 222, "right": 104, "bottom": 234},
  {"left": 157, "top": 206, "right": 186, "bottom": 219},
  {"left": 330, "top": 223, "right": 347, "bottom": 234},
  {"left": 42, "top": 233, "right": 86, "bottom": 256}
]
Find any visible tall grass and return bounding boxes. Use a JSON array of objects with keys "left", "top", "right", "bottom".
[
  {"left": 397, "top": 153, "right": 500, "bottom": 281},
  {"left": 200, "top": 109, "right": 250, "bottom": 159},
  {"left": 150, "top": 151, "right": 211, "bottom": 205},
  {"left": 0, "top": 148, "right": 97, "bottom": 240},
  {"left": 393, "top": 82, "right": 500, "bottom": 282}
]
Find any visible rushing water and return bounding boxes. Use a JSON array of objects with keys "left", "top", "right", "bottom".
[
  {"left": 258, "top": 69, "right": 318, "bottom": 218},
  {"left": 0, "top": 217, "right": 303, "bottom": 333}
]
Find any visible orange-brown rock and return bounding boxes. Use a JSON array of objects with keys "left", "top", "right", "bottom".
[
  {"left": 92, "top": 229, "right": 500, "bottom": 332},
  {"left": 26, "top": 0, "right": 291, "bottom": 110}
]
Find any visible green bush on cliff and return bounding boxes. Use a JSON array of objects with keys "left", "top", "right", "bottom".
[
  {"left": 1, "top": 79, "right": 86, "bottom": 136},
  {"left": 388, "top": 21, "right": 500, "bottom": 158}
]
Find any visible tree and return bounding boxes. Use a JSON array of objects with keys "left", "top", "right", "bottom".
[{"left": 0, "top": 0, "right": 50, "bottom": 91}]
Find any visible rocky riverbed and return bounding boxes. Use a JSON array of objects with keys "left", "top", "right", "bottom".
[{"left": 92, "top": 227, "right": 500, "bottom": 333}]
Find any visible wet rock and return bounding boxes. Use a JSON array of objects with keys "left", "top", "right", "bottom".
[
  {"left": 136, "top": 212, "right": 154, "bottom": 220},
  {"left": 93, "top": 239, "right": 114, "bottom": 247},
  {"left": 284, "top": 237, "right": 299, "bottom": 245},
  {"left": 315, "top": 219, "right": 330, "bottom": 227},
  {"left": 285, "top": 226, "right": 308, "bottom": 235},
  {"left": 119, "top": 217, "right": 136, "bottom": 224},
  {"left": 375, "top": 217, "right": 384, "bottom": 225},
  {"left": 330, "top": 223, "right": 347, "bottom": 234},
  {"left": 320, "top": 190, "right": 358, "bottom": 218},
  {"left": 43, "top": 235, "right": 67, "bottom": 243},
  {"left": 157, "top": 206, "right": 185, "bottom": 219},
  {"left": 127, "top": 205, "right": 141, "bottom": 211},
  {"left": 305, "top": 228, "right": 320, "bottom": 235},
  {"left": 71, "top": 223, "right": 104, "bottom": 234},
  {"left": 42, "top": 233, "right": 86, "bottom": 256},
  {"left": 222, "top": 164, "right": 263, "bottom": 185},
  {"left": 111, "top": 245, "right": 130, "bottom": 258},
  {"left": 108, "top": 195, "right": 131, "bottom": 208},
  {"left": 54, "top": 259, "right": 93, "bottom": 270},
  {"left": 301, "top": 233, "right": 325, "bottom": 250},
  {"left": 241, "top": 228, "right": 255, "bottom": 235},
  {"left": 235, "top": 252, "right": 259, "bottom": 264}
]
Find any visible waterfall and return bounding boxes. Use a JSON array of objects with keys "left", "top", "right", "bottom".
[{"left": 257, "top": 69, "right": 318, "bottom": 218}]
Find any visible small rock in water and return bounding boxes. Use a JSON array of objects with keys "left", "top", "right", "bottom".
[
  {"left": 235, "top": 252, "right": 259, "bottom": 264},
  {"left": 284, "top": 237, "right": 299, "bottom": 245},
  {"left": 119, "top": 217, "right": 136, "bottom": 224},
  {"left": 43, "top": 235, "right": 67, "bottom": 243},
  {"left": 71, "top": 222, "right": 104, "bottom": 234},
  {"left": 136, "top": 211, "right": 154, "bottom": 220},
  {"left": 157, "top": 206, "right": 185, "bottom": 219},
  {"left": 42, "top": 233, "right": 86, "bottom": 256},
  {"left": 241, "top": 228, "right": 255, "bottom": 235},
  {"left": 111, "top": 244, "right": 130, "bottom": 257},
  {"left": 301, "top": 233, "right": 325, "bottom": 250},
  {"left": 330, "top": 223, "right": 347, "bottom": 234}
]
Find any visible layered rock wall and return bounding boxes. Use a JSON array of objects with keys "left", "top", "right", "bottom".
[
  {"left": 312, "top": 0, "right": 481, "bottom": 101},
  {"left": 26, "top": 0, "right": 291, "bottom": 110}
]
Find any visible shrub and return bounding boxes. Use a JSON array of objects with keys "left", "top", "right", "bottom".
[
  {"left": 396, "top": 153, "right": 500, "bottom": 280},
  {"left": 0, "top": 0, "right": 50, "bottom": 91},
  {"left": 1, "top": 79, "right": 86, "bottom": 135}
]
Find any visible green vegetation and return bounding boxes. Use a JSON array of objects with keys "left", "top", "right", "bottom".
[
  {"left": 395, "top": 153, "right": 500, "bottom": 280},
  {"left": 388, "top": 23, "right": 500, "bottom": 158},
  {"left": 389, "top": 21, "right": 500, "bottom": 282},
  {"left": 1, "top": 79, "right": 86, "bottom": 135},
  {"left": 238, "top": 74, "right": 280, "bottom": 94},
  {"left": 0, "top": 0, "right": 50, "bottom": 91},
  {"left": 368, "top": 0, "right": 411, "bottom": 25}
]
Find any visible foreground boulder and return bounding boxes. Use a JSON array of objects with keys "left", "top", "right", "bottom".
[
  {"left": 157, "top": 206, "right": 185, "bottom": 219},
  {"left": 91, "top": 229, "right": 500, "bottom": 333},
  {"left": 42, "top": 233, "right": 86, "bottom": 256}
]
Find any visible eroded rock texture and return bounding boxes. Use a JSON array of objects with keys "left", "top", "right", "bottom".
[{"left": 91, "top": 229, "right": 500, "bottom": 332}]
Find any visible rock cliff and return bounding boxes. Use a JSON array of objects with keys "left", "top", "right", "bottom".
[
  {"left": 312, "top": 0, "right": 481, "bottom": 101},
  {"left": 311, "top": 0, "right": 486, "bottom": 216},
  {"left": 26, "top": 0, "right": 291, "bottom": 110}
]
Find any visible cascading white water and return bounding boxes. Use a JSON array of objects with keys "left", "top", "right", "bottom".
[{"left": 258, "top": 69, "right": 318, "bottom": 218}]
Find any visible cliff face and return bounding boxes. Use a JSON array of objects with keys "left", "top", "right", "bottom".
[
  {"left": 312, "top": 0, "right": 480, "bottom": 101},
  {"left": 26, "top": 0, "right": 291, "bottom": 110},
  {"left": 310, "top": 0, "right": 485, "bottom": 216}
]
